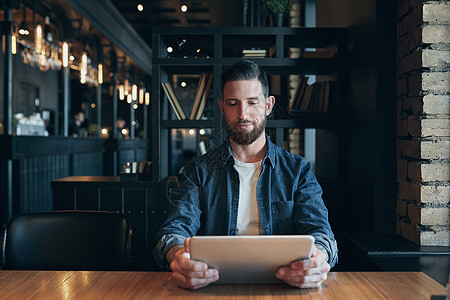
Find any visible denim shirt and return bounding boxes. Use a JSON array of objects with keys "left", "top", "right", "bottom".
[{"left": 153, "top": 136, "right": 338, "bottom": 269}]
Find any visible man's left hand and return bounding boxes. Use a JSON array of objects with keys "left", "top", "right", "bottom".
[{"left": 275, "top": 244, "right": 330, "bottom": 288}]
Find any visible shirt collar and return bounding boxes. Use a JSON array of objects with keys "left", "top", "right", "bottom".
[{"left": 220, "top": 134, "right": 276, "bottom": 169}]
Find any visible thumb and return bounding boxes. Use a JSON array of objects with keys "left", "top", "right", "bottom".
[{"left": 184, "top": 238, "right": 191, "bottom": 253}]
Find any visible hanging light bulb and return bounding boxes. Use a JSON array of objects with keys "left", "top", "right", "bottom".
[
  {"left": 127, "top": 94, "right": 132, "bottom": 104},
  {"left": 98, "top": 64, "right": 103, "bottom": 84},
  {"left": 11, "top": 35, "right": 17, "bottom": 55},
  {"left": 35, "top": 25, "right": 43, "bottom": 54},
  {"left": 139, "top": 88, "right": 144, "bottom": 105},
  {"left": 145, "top": 92, "right": 150, "bottom": 106},
  {"left": 124, "top": 79, "right": 129, "bottom": 95},
  {"left": 62, "top": 42, "right": 69, "bottom": 68},
  {"left": 119, "top": 85, "right": 125, "bottom": 100},
  {"left": 80, "top": 52, "right": 87, "bottom": 84},
  {"left": 132, "top": 84, "right": 137, "bottom": 100},
  {"left": 19, "top": 4, "right": 29, "bottom": 36}
]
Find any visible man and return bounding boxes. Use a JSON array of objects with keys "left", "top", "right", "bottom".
[
  {"left": 154, "top": 60, "right": 337, "bottom": 289},
  {"left": 69, "top": 111, "right": 87, "bottom": 137}
]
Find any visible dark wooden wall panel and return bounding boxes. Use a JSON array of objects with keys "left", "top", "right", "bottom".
[
  {"left": 19, "top": 154, "right": 70, "bottom": 213},
  {"left": 0, "top": 136, "right": 151, "bottom": 222},
  {"left": 73, "top": 152, "right": 104, "bottom": 176}
]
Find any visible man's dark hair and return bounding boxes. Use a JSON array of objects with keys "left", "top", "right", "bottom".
[{"left": 220, "top": 60, "right": 269, "bottom": 98}]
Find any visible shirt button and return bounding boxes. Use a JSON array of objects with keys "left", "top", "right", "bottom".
[
  {"left": 232, "top": 201, "right": 237, "bottom": 206},
  {"left": 229, "top": 229, "right": 235, "bottom": 234}
]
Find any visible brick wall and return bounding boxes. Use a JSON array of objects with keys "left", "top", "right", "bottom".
[{"left": 397, "top": 0, "right": 450, "bottom": 245}]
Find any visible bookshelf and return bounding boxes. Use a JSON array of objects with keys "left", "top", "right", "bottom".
[{"left": 151, "top": 27, "right": 347, "bottom": 181}]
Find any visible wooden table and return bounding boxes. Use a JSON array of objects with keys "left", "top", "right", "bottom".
[{"left": 0, "top": 271, "right": 446, "bottom": 299}]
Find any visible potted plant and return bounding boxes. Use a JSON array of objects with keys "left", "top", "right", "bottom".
[{"left": 264, "top": 0, "right": 291, "bottom": 27}]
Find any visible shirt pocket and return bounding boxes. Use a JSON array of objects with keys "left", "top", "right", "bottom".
[{"left": 270, "top": 201, "right": 294, "bottom": 234}]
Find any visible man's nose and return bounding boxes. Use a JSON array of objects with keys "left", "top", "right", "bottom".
[{"left": 237, "top": 103, "right": 247, "bottom": 119}]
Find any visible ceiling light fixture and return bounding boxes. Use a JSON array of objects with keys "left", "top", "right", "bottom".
[
  {"left": 119, "top": 85, "right": 125, "bottom": 100},
  {"left": 19, "top": 3, "right": 29, "bottom": 36},
  {"left": 145, "top": 92, "right": 150, "bottom": 105},
  {"left": 62, "top": 42, "right": 69, "bottom": 67},
  {"left": 181, "top": 4, "right": 188, "bottom": 13},
  {"left": 35, "top": 24, "right": 42, "bottom": 54},
  {"left": 98, "top": 64, "right": 103, "bottom": 84},
  {"left": 11, "top": 35, "right": 17, "bottom": 55},
  {"left": 132, "top": 84, "right": 137, "bottom": 101},
  {"left": 139, "top": 88, "right": 144, "bottom": 104},
  {"left": 80, "top": 52, "right": 87, "bottom": 84},
  {"left": 137, "top": 4, "right": 144, "bottom": 11}
]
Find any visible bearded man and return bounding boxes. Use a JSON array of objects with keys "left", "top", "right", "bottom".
[{"left": 153, "top": 60, "right": 337, "bottom": 290}]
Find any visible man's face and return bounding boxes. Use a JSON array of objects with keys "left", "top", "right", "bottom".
[{"left": 219, "top": 79, "right": 274, "bottom": 145}]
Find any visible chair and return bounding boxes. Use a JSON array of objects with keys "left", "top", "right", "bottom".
[{"left": 0, "top": 211, "right": 132, "bottom": 271}]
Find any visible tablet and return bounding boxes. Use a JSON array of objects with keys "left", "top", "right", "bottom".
[{"left": 189, "top": 235, "right": 315, "bottom": 284}]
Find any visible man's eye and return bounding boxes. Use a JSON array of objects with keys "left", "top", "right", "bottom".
[
  {"left": 250, "top": 101, "right": 258, "bottom": 105},
  {"left": 227, "top": 102, "right": 236, "bottom": 106}
]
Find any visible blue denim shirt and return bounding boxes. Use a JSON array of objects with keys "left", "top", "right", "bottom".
[{"left": 153, "top": 136, "right": 338, "bottom": 269}]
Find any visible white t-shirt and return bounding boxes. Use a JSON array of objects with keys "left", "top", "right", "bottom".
[{"left": 234, "top": 158, "right": 263, "bottom": 235}]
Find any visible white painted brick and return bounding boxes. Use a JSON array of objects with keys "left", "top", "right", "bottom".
[
  {"left": 421, "top": 161, "right": 450, "bottom": 181},
  {"left": 421, "top": 184, "right": 450, "bottom": 204},
  {"left": 420, "top": 207, "right": 450, "bottom": 225},
  {"left": 422, "top": 49, "right": 450, "bottom": 68},
  {"left": 408, "top": 160, "right": 450, "bottom": 182},
  {"left": 423, "top": 3, "right": 450, "bottom": 24},
  {"left": 422, "top": 72, "right": 450, "bottom": 92},
  {"left": 420, "top": 228, "right": 450, "bottom": 246},
  {"left": 420, "top": 138, "right": 450, "bottom": 159},
  {"left": 422, "top": 25, "right": 450, "bottom": 44},
  {"left": 423, "top": 94, "right": 450, "bottom": 115},
  {"left": 421, "top": 118, "right": 450, "bottom": 137}
]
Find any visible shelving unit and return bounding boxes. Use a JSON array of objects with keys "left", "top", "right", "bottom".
[{"left": 151, "top": 27, "right": 347, "bottom": 182}]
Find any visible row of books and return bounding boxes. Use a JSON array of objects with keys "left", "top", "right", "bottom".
[
  {"left": 288, "top": 77, "right": 332, "bottom": 113},
  {"left": 242, "top": 49, "right": 334, "bottom": 59},
  {"left": 161, "top": 72, "right": 213, "bottom": 120}
]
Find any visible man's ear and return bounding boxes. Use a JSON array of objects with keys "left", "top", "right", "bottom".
[{"left": 266, "top": 96, "right": 275, "bottom": 116}]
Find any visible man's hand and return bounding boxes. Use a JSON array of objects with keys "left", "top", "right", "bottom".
[
  {"left": 275, "top": 244, "right": 330, "bottom": 288},
  {"left": 166, "top": 238, "right": 219, "bottom": 290}
]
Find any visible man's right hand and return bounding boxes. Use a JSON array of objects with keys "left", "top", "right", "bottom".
[{"left": 166, "top": 238, "right": 219, "bottom": 290}]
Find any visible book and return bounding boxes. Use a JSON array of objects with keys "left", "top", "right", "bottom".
[
  {"left": 309, "top": 82, "right": 321, "bottom": 111},
  {"left": 322, "top": 81, "right": 331, "bottom": 112},
  {"left": 161, "top": 82, "right": 186, "bottom": 120},
  {"left": 317, "top": 81, "right": 325, "bottom": 111},
  {"left": 195, "top": 73, "right": 213, "bottom": 120},
  {"left": 302, "top": 51, "right": 335, "bottom": 58},
  {"left": 299, "top": 84, "right": 314, "bottom": 111},
  {"left": 190, "top": 73, "right": 208, "bottom": 120},
  {"left": 242, "top": 49, "right": 267, "bottom": 58},
  {"left": 290, "top": 76, "right": 308, "bottom": 111}
]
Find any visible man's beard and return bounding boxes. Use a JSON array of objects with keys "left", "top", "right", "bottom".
[{"left": 226, "top": 117, "right": 266, "bottom": 145}]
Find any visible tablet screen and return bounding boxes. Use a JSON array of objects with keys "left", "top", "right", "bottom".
[{"left": 190, "top": 235, "right": 314, "bottom": 284}]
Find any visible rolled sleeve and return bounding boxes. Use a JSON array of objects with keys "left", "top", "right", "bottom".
[{"left": 152, "top": 234, "right": 186, "bottom": 270}]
